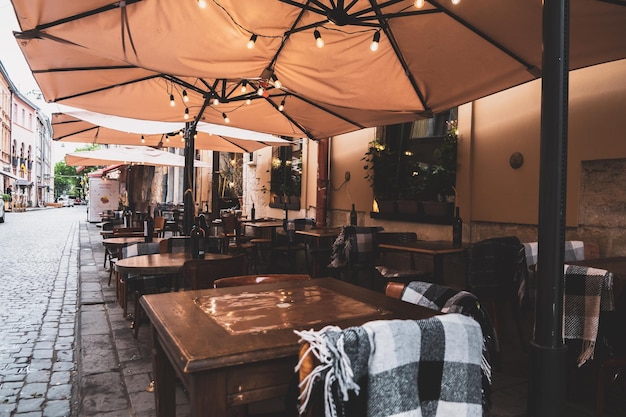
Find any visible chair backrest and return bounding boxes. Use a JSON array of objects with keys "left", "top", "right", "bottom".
[
  {"left": 220, "top": 213, "right": 238, "bottom": 236},
  {"left": 296, "top": 314, "right": 484, "bottom": 417},
  {"left": 376, "top": 232, "right": 418, "bottom": 245},
  {"left": 181, "top": 254, "right": 249, "bottom": 290},
  {"left": 213, "top": 274, "right": 311, "bottom": 288},
  {"left": 154, "top": 216, "right": 165, "bottom": 230},
  {"left": 160, "top": 236, "right": 191, "bottom": 254},
  {"left": 121, "top": 242, "right": 161, "bottom": 259},
  {"left": 464, "top": 236, "right": 524, "bottom": 297},
  {"left": 344, "top": 226, "right": 383, "bottom": 266}
]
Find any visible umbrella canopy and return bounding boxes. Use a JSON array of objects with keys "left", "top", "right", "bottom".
[
  {"left": 64, "top": 145, "right": 211, "bottom": 168},
  {"left": 12, "top": 0, "right": 626, "bottom": 139},
  {"left": 52, "top": 109, "right": 292, "bottom": 153}
]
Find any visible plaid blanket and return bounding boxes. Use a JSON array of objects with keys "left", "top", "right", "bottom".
[
  {"left": 563, "top": 264, "right": 614, "bottom": 367},
  {"left": 519, "top": 240, "right": 586, "bottom": 306},
  {"left": 400, "top": 281, "right": 496, "bottom": 412},
  {"left": 296, "top": 314, "right": 483, "bottom": 417}
]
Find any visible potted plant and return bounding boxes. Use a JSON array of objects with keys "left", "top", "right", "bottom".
[
  {"left": 363, "top": 138, "right": 398, "bottom": 213},
  {"left": 2, "top": 194, "right": 10, "bottom": 211}
]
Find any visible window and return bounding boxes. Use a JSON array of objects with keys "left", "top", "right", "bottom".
[
  {"left": 269, "top": 141, "right": 302, "bottom": 210},
  {"left": 366, "top": 108, "right": 458, "bottom": 224}
]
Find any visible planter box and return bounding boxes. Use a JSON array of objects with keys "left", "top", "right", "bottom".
[{"left": 396, "top": 200, "right": 420, "bottom": 215}]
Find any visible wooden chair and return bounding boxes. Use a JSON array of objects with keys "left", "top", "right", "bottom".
[
  {"left": 118, "top": 242, "right": 162, "bottom": 317},
  {"left": 270, "top": 219, "right": 315, "bottom": 274},
  {"left": 153, "top": 216, "right": 166, "bottom": 237},
  {"left": 159, "top": 236, "right": 191, "bottom": 254},
  {"left": 464, "top": 236, "right": 526, "bottom": 351},
  {"left": 213, "top": 273, "right": 311, "bottom": 288},
  {"left": 180, "top": 254, "right": 249, "bottom": 290},
  {"left": 385, "top": 279, "right": 499, "bottom": 412}
]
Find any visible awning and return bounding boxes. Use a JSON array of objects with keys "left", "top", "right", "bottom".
[
  {"left": 16, "top": 179, "right": 34, "bottom": 187},
  {"left": 1, "top": 170, "right": 20, "bottom": 180}
]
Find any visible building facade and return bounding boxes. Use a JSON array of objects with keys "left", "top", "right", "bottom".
[{"left": 0, "top": 60, "right": 53, "bottom": 208}]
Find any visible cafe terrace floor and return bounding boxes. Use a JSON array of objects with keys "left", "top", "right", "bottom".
[{"left": 76, "top": 221, "right": 624, "bottom": 416}]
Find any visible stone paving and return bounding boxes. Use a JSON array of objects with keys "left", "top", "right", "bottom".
[{"left": 0, "top": 207, "right": 80, "bottom": 417}]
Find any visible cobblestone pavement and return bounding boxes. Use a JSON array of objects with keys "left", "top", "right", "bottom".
[{"left": 0, "top": 207, "right": 82, "bottom": 417}]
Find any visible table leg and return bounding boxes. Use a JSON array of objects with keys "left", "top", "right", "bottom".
[
  {"left": 190, "top": 370, "right": 228, "bottom": 417},
  {"left": 432, "top": 254, "right": 444, "bottom": 284},
  {"left": 151, "top": 326, "right": 176, "bottom": 417}
]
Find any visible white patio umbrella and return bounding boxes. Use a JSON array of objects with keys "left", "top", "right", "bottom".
[
  {"left": 64, "top": 145, "right": 211, "bottom": 168},
  {"left": 52, "top": 107, "right": 293, "bottom": 153}
]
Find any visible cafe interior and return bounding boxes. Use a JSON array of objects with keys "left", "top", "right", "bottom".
[{"left": 10, "top": 0, "right": 626, "bottom": 416}]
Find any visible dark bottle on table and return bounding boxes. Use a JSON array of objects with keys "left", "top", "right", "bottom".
[
  {"left": 452, "top": 206, "right": 462, "bottom": 248},
  {"left": 251, "top": 203, "right": 256, "bottom": 223},
  {"left": 190, "top": 216, "right": 205, "bottom": 259},
  {"left": 123, "top": 207, "right": 132, "bottom": 227},
  {"left": 350, "top": 204, "right": 357, "bottom": 226},
  {"left": 143, "top": 206, "right": 154, "bottom": 243}
]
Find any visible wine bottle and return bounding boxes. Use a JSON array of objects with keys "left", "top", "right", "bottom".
[
  {"left": 350, "top": 204, "right": 357, "bottom": 226},
  {"left": 123, "top": 207, "right": 132, "bottom": 227},
  {"left": 452, "top": 206, "right": 462, "bottom": 248},
  {"left": 251, "top": 203, "right": 256, "bottom": 223},
  {"left": 190, "top": 216, "right": 205, "bottom": 259},
  {"left": 144, "top": 206, "right": 154, "bottom": 243}
]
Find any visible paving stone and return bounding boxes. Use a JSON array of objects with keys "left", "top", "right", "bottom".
[
  {"left": 79, "top": 372, "right": 127, "bottom": 414},
  {"left": 42, "top": 400, "right": 71, "bottom": 417},
  {"left": 47, "top": 384, "right": 72, "bottom": 400}
]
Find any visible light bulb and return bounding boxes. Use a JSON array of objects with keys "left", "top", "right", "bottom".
[
  {"left": 241, "top": 82, "right": 247, "bottom": 93},
  {"left": 179, "top": 130, "right": 184, "bottom": 136},
  {"left": 415, "top": 0, "right": 425, "bottom": 8},
  {"left": 184, "top": 108, "right": 189, "bottom": 120},
  {"left": 273, "top": 77, "right": 282, "bottom": 89},
  {"left": 246, "top": 98, "right": 251, "bottom": 105},
  {"left": 314, "top": 29, "right": 324, "bottom": 48},
  {"left": 278, "top": 99, "right": 285, "bottom": 112},
  {"left": 169, "top": 94, "right": 175, "bottom": 107},
  {"left": 451, "top": 0, "right": 460, "bottom": 4},
  {"left": 257, "top": 86, "right": 264, "bottom": 96},
  {"left": 370, "top": 31, "right": 380, "bottom": 52},
  {"left": 141, "top": 135, "right": 145, "bottom": 144},
  {"left": 222, "top": 113, "right": 230, "bottom": 124},
  {"left": 182, "top": 90, "right": 189, "bottom": 103},
  {"left": 166, "top": 137, "right": 170, "bottom": 143},
  {"left": 212, "top": 98, "right": 219, "bottom": 106},
  {"left": 247, "top": 34, "right": 257, "bottom": 49},
  {"left": 197, "top": 0, "right": 207, "bottom": 8}
]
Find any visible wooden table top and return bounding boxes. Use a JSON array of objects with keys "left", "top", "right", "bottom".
[
  {"left": 103, "top": 237, "right": 165, "bottom": 247},
  {"left": 114, "top": 252, "right": 230, "bottom": 275},
  {"left": 378, "top": 240, "right": 467, "bottom": 255},
  {"left": 296, "top": 227, "right": 342, "bottom": 238},
  {"left": 242, "top": 220, "right": 284, "bottom": 228},
  {"left": 141, "top": 277, "right": 436, "bottom": 374}
]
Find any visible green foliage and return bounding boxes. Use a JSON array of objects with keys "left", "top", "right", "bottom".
[
  {"left": 362, "top": 139, "right": 398, "bottom": 200},
  {"left": 1, "top": 194, "right": 10, "bottom": 202}
]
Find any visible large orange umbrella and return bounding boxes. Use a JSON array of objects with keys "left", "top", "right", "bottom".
[{"left": 11, "top": 0, "right": 626, "bottom": 139}]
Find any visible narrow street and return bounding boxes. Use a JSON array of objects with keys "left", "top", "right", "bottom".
[{"left": 0, "top": 207, "right": 83, "bottom": 416}]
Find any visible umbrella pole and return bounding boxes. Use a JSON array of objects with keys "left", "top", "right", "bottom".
[
  {"left": 528, "top": 0, "right": 569, "bottom": 416},
  {"left": 183, "top": 123, "right": 195, "bottom": 235}
]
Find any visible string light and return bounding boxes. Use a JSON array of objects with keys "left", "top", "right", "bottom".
[
  {"left": 222, "top": 113, "right": 230, "bottom": 123},
  {"left": 212, "top": 98, "right": 219, "bottom": 106},
  {"left": 278, "top": 98, "right": 285, "bottom": 112},
  {"left": 414, "top": 0, "right": 425, "bottom": 8},
  {"left": 370, "top": 31, "right": 380, "bottom": 51},
  {"left": 272, "top": 75, "right": 282, "bottom": 89},
  {"left": 166, "top": 136, "right": 170, "bottom": 143},
  {"left": 314, "top": 29, "right": 324, "bottom": 48},
  {"left": 241, "top": 81, "right": 247, "bottom": 93},
  {"left": 451, "top": 0, "right": 461, "bottom": 4},
  {"left": 141, "top": 135, "right": 145, "bottom": 144},
  {"left": 247, "top": 34, "right": 257, "bottom": 49},
  {"left": 246, "top": 98, "right": 252, "bottom": 105},
  {"left": 184, "top": 107, "right": 189, "bottom": 120},
  {"left": 257, "top": 86, "right": 264, "bottom": 96},
  {"left": 197, "top": 0, "right": 207, "bottom": 8},
  {"left": 169, "top": 94, "right": 175, "bottom": 107},
  {"left": 182, "top": 90, "right": 189, "bottom": 103}
]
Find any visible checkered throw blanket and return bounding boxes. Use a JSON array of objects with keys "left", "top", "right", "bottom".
[
  {"left": 563, "top": 264, "right": 614, "bottom": 367},
  {"left": 519, "top": 240, "right": 586, "bottom": 305},
  {"left": 295, "top": 314, "right": 483, "bottom": 417}
]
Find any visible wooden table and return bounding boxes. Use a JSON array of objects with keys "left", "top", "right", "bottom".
[
  {"left": 377, "top": 240, "right": 466, "bottom": 284},
  {"left": 241, "top": 220, "right": 284, "bottom": 239},
  {"left": 296, "top": 227, "right": 342, "bottom": 277},
  {"left": 141, "top": 277, "right": 436, "bottom": 417},
  {"left": 115, "top": 252, "right": 230, "bottom": 275}
]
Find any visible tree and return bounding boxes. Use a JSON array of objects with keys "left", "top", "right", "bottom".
[{"left": 54, "top": 144, "right": 100, "bottom": 199}]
